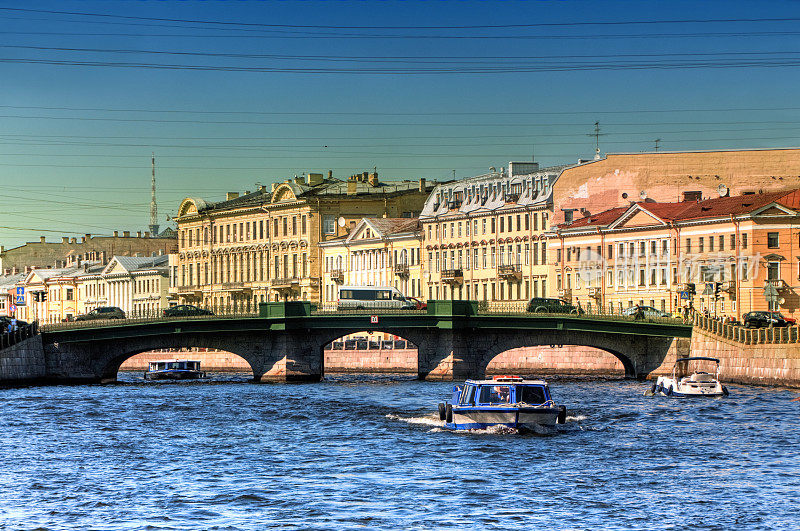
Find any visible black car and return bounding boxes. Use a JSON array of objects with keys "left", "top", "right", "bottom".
[
  {"left": 1, "top": 316, "right": 28, "bottom": 332},
  {"left": 162, "top": 304, "right": 213, "bottom": 317},
  {"left": 526, "top": 297, "right": 584, "bottom": 314},
  {"left": 75, "top": 306, "right": 126, "bottom": 321},
  {"left": 743, "top": 311, "right": 796, "bottom": 328}
]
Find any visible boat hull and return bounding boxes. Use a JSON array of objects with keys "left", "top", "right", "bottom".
[
  {"left": 144, "top": 370, "right": 206, "bottom": 380},
  {"left": 446, "top": 406, "right": 560, "bottom": 431}
]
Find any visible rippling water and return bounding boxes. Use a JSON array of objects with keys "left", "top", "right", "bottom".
[{"left": 1, "top": 373, "right": 798, "bottom": 530}]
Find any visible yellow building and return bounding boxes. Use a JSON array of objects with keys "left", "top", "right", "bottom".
[
  {"left": 100, "top": 256, "right": 170, "bottom": 318},
  {"left": 174, "top": 171, "right": 436, "bottom": 310},
  {"left": 319, "top": 218, "right": 424, "bottom": 307},
  {"left": 17, "top": 267, "right": 80, "bottom": 323},
  {"left": 419, "top": 163, "right": 564, "bottom": 307},
  {"left": 549, "top": 189, "right": 800, "bottom": 320}
]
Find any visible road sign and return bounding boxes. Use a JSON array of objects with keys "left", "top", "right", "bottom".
[
  {"left": 9, "top": 304, "right": 16, "bottom": 313},
  {"left": 679, "top": 291, "right": 690, "bottom": 300},
  {"left": 14, "top": 286, "right": 25, "bottom": 305},
  {"left": 370, "top": 315, "right": 379, "bottom": 324}
]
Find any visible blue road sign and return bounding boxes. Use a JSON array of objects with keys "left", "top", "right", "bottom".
[
  {"left": 679, "top": 291, "right": 690, "bottom": 300},
  {"left": 14, "top": 286, "right": 25, "bottom": 306}
]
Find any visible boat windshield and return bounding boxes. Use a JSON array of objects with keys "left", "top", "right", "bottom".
[
  {"left": 478, "top": 385, "right": 512, "bottom": 405},
  {"left": 675, "top": 358, "right": 719, "bottom": 379},
  {"left": 516, "top": 385, "right": 547, "bottom": 405}
]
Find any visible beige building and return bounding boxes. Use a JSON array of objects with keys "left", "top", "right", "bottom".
[
  {"left": 319, "top": 218, "right": 424, "bottom": 307},
  {"left": 419, "top": 163, "right": 564, "bottom": 306},
  {"left": 100, "top": 256, "right": 170, "bottom": 318},
  {"left": 174, "top": 171, "right": 436, "bottom": 310},
  {"left": 549, "top": 189, "right": 800, "bottom": 320}
]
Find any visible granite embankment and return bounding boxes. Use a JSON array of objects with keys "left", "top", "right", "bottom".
[{"left": 0, "top": 335, "right": 46, "bottom": 384}]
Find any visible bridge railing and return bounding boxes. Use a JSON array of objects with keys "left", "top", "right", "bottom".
[
  {"left": 693, "top": 313, "right": 800, "bottom": 345},
  {"left": 39, "top": 300, "right": 689, "bottom": 332},
  {"left": 1, "top": 321, "right": 40, "bottom": 349}
]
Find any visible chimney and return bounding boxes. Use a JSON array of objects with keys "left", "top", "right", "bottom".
[
  {"left": 62, "top": 237, "right": 68, "bottom": 243},
  {"left": 307, "top": 172, "right": 323, "bottom": 186},
  {"left": 83, "top": 263, "right": 89, "bottom": 272},
  {"left": 144, "top": 231, "right": 150, "bottom": 238},
  {"left": 347, "top": 180, "right": 358, "bottom": 195},
  {"left": 12, "top": 266, "right": 18, "bottom": 275},
  {"left": 682, "top": 191, "right": 702, "bottom": 202},
  {"left": 328, "top": 170, "right": 333, "bottom": 179},
  {"left": 114, "top": 231, "right": 119, "bottom": 237},
  {"left": 362, "top": 171, "right": 369, "bottom": 182},
  {"left": 40, "top": 236, "right": 46, "bottom": 243},
  {"left": 101, "top": 251, "right": 107, "bottom": 263},
  {"left": 136, "top": 231, "right": 142, "bottom": 238},
  {"left": 123, "top": 231, "right": 130, "bottom": 237},
  {"left": 226, "top": 192, "right": 239, "bottom": 201},
  {"left": 418, "top": 178, "right": 426, "bottom": 192},
  {"left": 25, "top": 266, "right": 30, "bottom": 274},
  {"left": 85, "top": 234, "right": 91, "bottom": 240},
  {"left": 70, "top": 237, "right": 77, "bottom": 244},
  {"left": 368, "top": 172, "right": 379, "bottom": 187}
]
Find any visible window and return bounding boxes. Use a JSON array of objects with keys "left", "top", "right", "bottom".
[
  {"left": 685, "top": 238, "right": 691, "bottom": 254},
  {"left": 709, "top": 237, "right": 714, "bottom": 252},
  {"left": 607, "top": 244, "right": 613, "bottom": 259},
  {"left": 499, "top": 217, "right": 504, "bottom": 233},
  {"left": 768, "top": 232, "right": 779, "bottom": 248},
  {"left": 719, "top": 235, "right": 724, "bottom": 251},
  {"left": 323, "top": 215, "right": 337, "bottom": 235},
  {"left": 699, "top": 237, "right": 704, "bottom": 253},
  {"left": 730, "top": 234, "right": 736, "bottom": 250},
  {"left": 302, "top": 215, "right": 307, "bottom": 235},
  {"left": 742, "top": 234, "right": 748, "bottom": 249}
]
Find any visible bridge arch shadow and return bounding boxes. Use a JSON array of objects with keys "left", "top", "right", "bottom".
[{"left": 484, "top": 344, "right": 627, "bottom": 378}]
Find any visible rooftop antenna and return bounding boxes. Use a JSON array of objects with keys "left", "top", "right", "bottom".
[
  {"left": 532, "top": 143, "right": 536, "bottom": 162},
  {"left": 654, "top": 138, "right": 662, "bottom": 151},
  {"left": 587, "top": 121, "right": 606, "bottom": 160},
  {"left": 149, "top": 153, "right": 159, "bottom": 236}
]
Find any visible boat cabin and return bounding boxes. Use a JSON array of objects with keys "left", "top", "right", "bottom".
[
  {"left": 148, "top": 360, "right": 202, "bottom": 372},
  {"left": 453, "top": 376, "right": 553, "bottom": 407}
]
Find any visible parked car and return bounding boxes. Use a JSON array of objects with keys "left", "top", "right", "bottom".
[
  {"left": 622, "top": 305, "right": 671, "bottom": 319},
  {"left": 162, "top": 304, "right": 213, "bottom": 317},
  {"left": 75, "top": 306, "right": 126, "bottom": 321},
  {"left": 407, "top": 297, "right": 427, "bottom": 310},
  {"left": 526, "top": 297, "right": 584, "bottom": 314},
  {"left": 743, "top": 311, "right": 794, "bottom": 328}
]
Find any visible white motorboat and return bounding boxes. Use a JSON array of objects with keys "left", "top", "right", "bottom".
[{"left": 647, "top": 357, "right": 728, "bottom": 398}]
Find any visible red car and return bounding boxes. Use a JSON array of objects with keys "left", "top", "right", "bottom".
[{"left": 407, "top": 297, "right": 427, "bottom": 310}]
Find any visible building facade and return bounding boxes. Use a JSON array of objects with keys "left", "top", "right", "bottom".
[
  {"left": 0, "top": 231, "right": 176, "bottom": 273},
  {"left": 419, "top": 163, "right": 563, "bottom": 306},
  {"left": 174, "top": 171, "right": 436, "bottom": 310},
  {"left": 100, "top": 256, "right": 170, "bottom": 318},
  {"left": 549, "top": 189, "right": 800, "bottom": 320},
  {"left": 319, "top": 218, "right": 424, "bottom": 307}
]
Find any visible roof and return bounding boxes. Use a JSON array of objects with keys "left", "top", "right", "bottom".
[
  {"left": 558, "top": 189, "right": 800, "bottom": 230},
  {"left": 108, "top": 255, "right": 169, "bottom": 273},
  {"left": 182, "top": 177, "right": 436, "bottom": 216},
  {"left": 0, "top": 273, "right": 25, "bottom": 289},
  {"left": 366, "top": 217, "right": 421, "bottom": 235}
]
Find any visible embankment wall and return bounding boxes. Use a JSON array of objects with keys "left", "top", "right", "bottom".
[
  {"left": 690, "top": 326, "right": 800, "bottom": 387},
  {"left": 0, "top": 335, "right": 46, "bottom": 383}
]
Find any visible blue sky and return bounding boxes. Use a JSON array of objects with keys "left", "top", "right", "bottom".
[{"left": 3, "top": 0, "right": 800, "bottom": 248}]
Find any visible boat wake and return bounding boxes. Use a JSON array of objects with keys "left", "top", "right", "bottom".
[{"left": 385, "top": 413, "right": 443, "bottom": 428}]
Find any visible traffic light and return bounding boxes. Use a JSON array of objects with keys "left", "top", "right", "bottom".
[
  {"left": 687, "top": 283, "right": 696, "bottom": 295},
  {"left": 714, "top": 282, "right": 722, "bottom": 297}
]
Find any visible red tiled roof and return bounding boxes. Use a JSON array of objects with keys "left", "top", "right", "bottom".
[{"left": 558, "top": 188, "right": 800, "bottom": 230}]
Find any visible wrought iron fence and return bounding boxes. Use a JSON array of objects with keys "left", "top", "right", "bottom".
[
  {"left": 1, "top": 322, "right": 39, "bottom": 349},
  {"left": 694, "top": 313, "right": 800, "bottom": 345}
]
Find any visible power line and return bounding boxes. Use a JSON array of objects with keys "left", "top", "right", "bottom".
[{"left": 3, "top": 6, "right": 799, "bottom": 29}]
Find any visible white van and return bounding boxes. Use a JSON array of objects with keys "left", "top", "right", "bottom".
[{"left": 337, "top": 286, "right": 416, "bottom": 310}]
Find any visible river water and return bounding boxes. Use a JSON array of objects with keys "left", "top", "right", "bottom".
[{"left": 0, "top": 374, "right": 798, "bottom": 530}]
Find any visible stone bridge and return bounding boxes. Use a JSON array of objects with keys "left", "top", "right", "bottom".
[{"left": 31, "top": 301, "right": 693, "bottom": 384}]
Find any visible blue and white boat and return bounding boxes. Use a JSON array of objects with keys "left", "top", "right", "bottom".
[
  {"left": 438, "top": 376, "right": 567, "bottom": 431},
  {"left": 144, "top": 360, "right": 206, "bottom": 380},
  {"left": 648, "top": 357, "right": 728, "bottom": 398}
]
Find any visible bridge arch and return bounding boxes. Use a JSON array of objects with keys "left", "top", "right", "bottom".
[
  {"left": 95, "top": 335, "right": 260, "bottom": 383},
  {"left": 317, "top": 328, "right": 423, "bottom": 375}
]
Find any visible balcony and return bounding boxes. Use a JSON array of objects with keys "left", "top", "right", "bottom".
[
  {"left": 330, "top": 269, "right": 345, "bottom": 283},
  {"left": 765, "top": 279, "right": 788, "bottom": 291},
  {"left": 498, "top": 264, "right": 522, "bottom": 281},
  {"left": 271, "top": 277, "right": 301, "bottom": 291},
  {"left": 221, "top": 281, "right": 252, "bottom": 293},
  {"left": 394, "top": 263, "right": 409, "bottom": 277},
  {"left": 177, "top": 284, "right": 202, "bottom": 296},
  {"left": 441, "top": 269, "right": 464, "bottom": 284}
]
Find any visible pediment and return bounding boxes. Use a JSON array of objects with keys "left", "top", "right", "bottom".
[
  {"left": 752, "top": 204, "right": 795, "bottom": 217},
  {"left": 608, "top": 205, "right": 664, "bottom": 230},
  {"left": 271, "top": 185, "right": 297, "bottom": 203}
]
